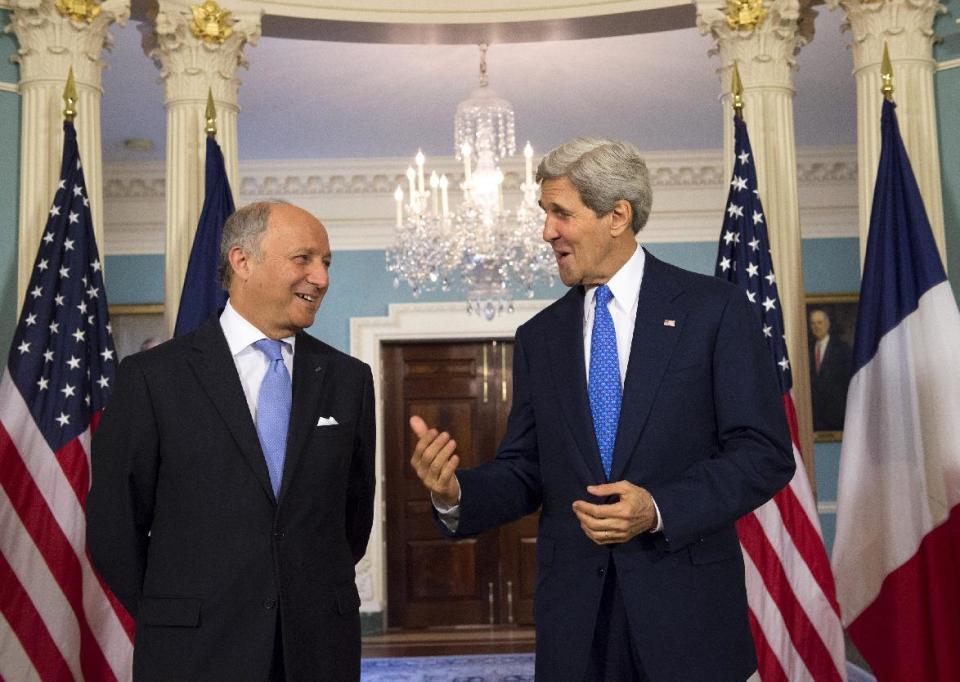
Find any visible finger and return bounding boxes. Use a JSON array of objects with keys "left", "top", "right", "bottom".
[
  {"left": 572, "top": 500, "right": 606, "bottom": 520},
  {"left": 437, "top": 454, "right": 460, "bottom": 484},
  {"left": 409, "top": 415, "right": 429, "bottom": 437},
  {"left": 410, "top": 428, "right": 437, "bottom": 468},
  {"left": 586, "top": 481, "right": 629, "bottom": 497},
  {"left": 427, "top": 438, "right": 457, "bottom": 479},
  {"left": 417, "top": 431, "right": 450, "bottom": 474}
]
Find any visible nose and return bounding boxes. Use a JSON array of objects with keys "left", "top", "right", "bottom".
[
  {"left": 307, "top": 261, "right": 329, "bottom": 290},
  {"left": 542, "top": 215, "right": 558, "bottom": 243}
]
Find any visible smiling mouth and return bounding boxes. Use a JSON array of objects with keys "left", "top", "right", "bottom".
[{"left": 295, "top": 293, "right": 318, "bottom": 304}]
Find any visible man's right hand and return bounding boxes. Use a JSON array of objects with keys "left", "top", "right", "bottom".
[{"left": 409, "top": 415, "right": 461, "bottom": 508}]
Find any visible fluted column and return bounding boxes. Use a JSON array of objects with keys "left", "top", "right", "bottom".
[
  {"left": 697, "top": 0, "right": 817, "bottom": 482},
  {"left": 826, "top": 0, "right": 945, "bottom": 266},
  {"left": 9, "top": 0, "right": 129, "bottom": 306},
  {"left": 143, "top": 0, "right": 260, "bottom": 333}
]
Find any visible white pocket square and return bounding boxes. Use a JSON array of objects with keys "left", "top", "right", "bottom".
[{"left": 316, "top": 416, "right": 339, "bottom": 426}]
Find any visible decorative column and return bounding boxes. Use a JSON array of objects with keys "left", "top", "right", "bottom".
[
  {"left": 143, "top": 0, "right": 259, "bottom": 333},
  {"left": 826, "top": 0, "right": 946, "bottom": 265},
  {"left": 9, "top": 0, "right": 129, "bottom": 306},
  {"left": 697, "top": 0, "right": 817, "bottom": 482}
]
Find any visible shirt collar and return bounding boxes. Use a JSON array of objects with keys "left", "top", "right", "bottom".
[
  {"left": 586, "top": 244, "right": 645, "bottom": 314},
  {"left": 220, "top": 300, "right": 297, "bottom": 357}
]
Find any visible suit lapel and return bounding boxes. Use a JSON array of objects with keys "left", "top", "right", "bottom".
[
  {"left": 610, "top": 251, "right": 686, "bottom": 482},
  {"left": 546, "top": 287, "right": 607, "bottom": 482},
  {"left": 278, "top": 332, "right": 329, "bottom": 502},
  {"left": 188, "top": 319, "right": 276, "bottom": 504}
]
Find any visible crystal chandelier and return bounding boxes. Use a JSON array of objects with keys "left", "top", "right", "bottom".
[{"left": 386, "top": 44, "right": 555, "bottom": 320}]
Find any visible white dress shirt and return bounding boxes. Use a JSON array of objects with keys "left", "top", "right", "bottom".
[
  {"left": 220, "top": 300, "right": 295, "bottom": 421},
  {"left": 583, "top": 245, "right": 645, "bottom": 386}
]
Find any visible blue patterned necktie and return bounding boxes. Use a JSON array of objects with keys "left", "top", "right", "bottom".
[
  {"left": 254, "top": 339, "right": 291, "bottom": 497},
  {"left": 588, "top": 285, "right": 622, "bottom": 479}
]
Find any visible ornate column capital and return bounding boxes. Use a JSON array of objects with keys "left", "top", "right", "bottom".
[
  {"left": 143, "top": 0, "right": 261, "bottom": 107},
  {"left": 825, "top": 0, "right": 943, "bottom": 70},
  {"left": 697, "top": 0, "right": 817, "bottom": 89},
  {"left": 7, "top": 0, "right": 129, "bottom": 88}
]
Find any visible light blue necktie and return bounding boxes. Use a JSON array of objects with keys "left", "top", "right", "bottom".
[
  {"left": 588, "top": 285, "right": 622, "bottom": 480},
  {"left": 254, "top": 339, "right": 291, "bottom": 497}
]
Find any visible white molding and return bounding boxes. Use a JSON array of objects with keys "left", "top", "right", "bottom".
[
  {"left": 937, "top": 57, "right": 960, "bottom": 71},
  {"left": 102, "top": 146, "right": 859, "bottom": 255},
  {"left": 0, "top": 81, "right": 18, "bottom": 94},
  {"left": 349, "top": 300, "right": 550, "bottom": 616}
]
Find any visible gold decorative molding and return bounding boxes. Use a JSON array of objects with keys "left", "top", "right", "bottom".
[
  {"left": 725, "top": 0, "right": 767, "bottom": 30},
  {"left": 190, "top": 0, "right": 232, "bottom": 44},
  {"left": 55, "top": 0, "right": 101, "bottom": 23}
]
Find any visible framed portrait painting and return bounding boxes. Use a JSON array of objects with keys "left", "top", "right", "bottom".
[
  {"left": 108, "top": 304, "right": 166, "bottom": 361},
  {"left": 805, "top": 293, "right": 859, "bottom": 442}
]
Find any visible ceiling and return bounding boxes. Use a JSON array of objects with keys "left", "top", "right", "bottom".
[{"left": 99, "top": 6, "right": 857, "bottom": 164}]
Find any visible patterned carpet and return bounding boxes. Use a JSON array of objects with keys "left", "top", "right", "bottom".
[
  {"left": 361, "top": 654, "right": 875, "bottom": 682},
  {"left": 360, "top": 653, "right": 535, "bottom": 681}
]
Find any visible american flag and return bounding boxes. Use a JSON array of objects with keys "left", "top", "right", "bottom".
[
  {"left": 0, "top": 122, "right": 134, "bottom": 679},
  {"left": 716, "top": 114, "right": 847, "bottom": 681}
]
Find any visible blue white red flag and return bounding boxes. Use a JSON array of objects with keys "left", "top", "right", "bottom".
[{"left": 832, "top": 99, "right": 960, "bottom": 680}]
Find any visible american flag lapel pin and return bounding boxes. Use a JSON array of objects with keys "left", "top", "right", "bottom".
[{"left": 663, "top": 319, "right": 676, "bottom": 327}]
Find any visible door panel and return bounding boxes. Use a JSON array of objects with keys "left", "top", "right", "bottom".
[{"left": 384, "top": 340, "right": 538, "bottom": 628}]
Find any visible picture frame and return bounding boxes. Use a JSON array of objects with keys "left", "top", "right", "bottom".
[
  {"left": 805, "top": 293, "right": 859, "bottom": 443},
  {"left": 108, "top": 304, "right": 166, "bottom": 361}
]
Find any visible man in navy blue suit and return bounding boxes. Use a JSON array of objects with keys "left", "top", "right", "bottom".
[{"left": 410, "top": 138, "right": 794, "bottom": 681}]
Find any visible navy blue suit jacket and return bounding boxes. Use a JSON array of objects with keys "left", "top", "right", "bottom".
[
  {"left": 449, "top": 251, "right": 794, "bottom": 681},
  {"left": 87, "top": 318, "right": 376, "bottom": 680}
]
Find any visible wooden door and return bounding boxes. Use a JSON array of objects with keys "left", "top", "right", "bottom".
[{"left": 384, "top": 340, "right": 538, "bottom": 628}]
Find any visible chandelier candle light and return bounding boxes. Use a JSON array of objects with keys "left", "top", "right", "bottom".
[{"left": 386, "top": 44, "right": 555, "bottom": 320}]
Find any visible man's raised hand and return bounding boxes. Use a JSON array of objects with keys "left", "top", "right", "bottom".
[{"left": 409, "top": 415, "right": 461, "bottom": 507}]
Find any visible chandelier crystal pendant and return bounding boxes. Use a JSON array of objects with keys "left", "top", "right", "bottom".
[{"left": 386, "top": 44, "right": 555, "bottom": 320}]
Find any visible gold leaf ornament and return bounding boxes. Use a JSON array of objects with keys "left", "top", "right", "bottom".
[
  {"left": 725, "top": 0, "right": 768, "bottom": 30},
  {"left": 55, "top": 0, "right": 102, "bottom": 23},
  {"left": 190, "top": 0, "right": 234, "bottom": 44}
]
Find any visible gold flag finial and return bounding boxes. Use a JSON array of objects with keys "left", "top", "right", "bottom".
[
  {"left": 732, "top": 62, "right": 744, "bottom": 119},
  {"left": 63, "top": 67, "right": 78, "bottom": 122},
  {"left": 881, "top": 43, "right": 894, "bottom": 102},
  {"left": 205, "top": 88, "right": 217, "bottom": 137}
]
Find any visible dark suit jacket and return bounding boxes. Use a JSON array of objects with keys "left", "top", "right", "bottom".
[
  {"left": 447, "top": 251, "right": 794, "bottom": 681},
  {"left": 87, "top": 317, "right": 376, "bottom": 681},
  {"left": 809, "top": 336, "right": 852, "bottom": 431}
]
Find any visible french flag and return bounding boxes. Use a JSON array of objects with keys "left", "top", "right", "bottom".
[{"left": 832, "top": 99, "right": 960, "bottom": 680}]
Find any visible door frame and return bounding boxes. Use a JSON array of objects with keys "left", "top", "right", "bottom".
[{"left": 350, "top": 300, "right": 552, "bottom": 624}]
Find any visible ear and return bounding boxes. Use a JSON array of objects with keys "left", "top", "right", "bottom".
[
  {"left": 227, "top": 245, "right": 251, "bottom": 284},
  {"left": 608, "top": 199, "right": 633, "bottom": 238}
]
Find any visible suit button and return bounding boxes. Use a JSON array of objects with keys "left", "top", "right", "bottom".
[
  {"left": 598, "top": 567, "right": 606, "bottom": 578},
  {"left": 273, "top": 530, "right": 285, "bottom": 540},
  {"left": 264, "top": 598, "right": 277, "bottom": 610}
]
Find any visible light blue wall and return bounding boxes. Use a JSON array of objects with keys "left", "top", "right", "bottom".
[
  {"left": 935, "top": 0, "right": 960, "bottom": 301},
  {"left": 0, "top": 10, "right": 20, "bottom": 359}
]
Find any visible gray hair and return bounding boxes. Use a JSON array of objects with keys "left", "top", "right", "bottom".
[
  {"left": 536, "top": 138, "right": 652, "bottom": 234},
  {"left": 217, "top": 200, "right": 291, "bottom": 289}
]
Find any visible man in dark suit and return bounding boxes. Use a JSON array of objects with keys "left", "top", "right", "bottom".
[
  {"left": 410, "top": 138, "right": 794, "bottom": 681},
  {"left": 808, "top": 308, "right": 853, "bottom": 431},
  {"left": 87, "top": 201, "right": 375, "bottom": 680}
]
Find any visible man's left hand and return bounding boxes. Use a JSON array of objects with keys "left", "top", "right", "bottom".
[{"left": 572, "top": 481, "right": 657, "bottom": 545}]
